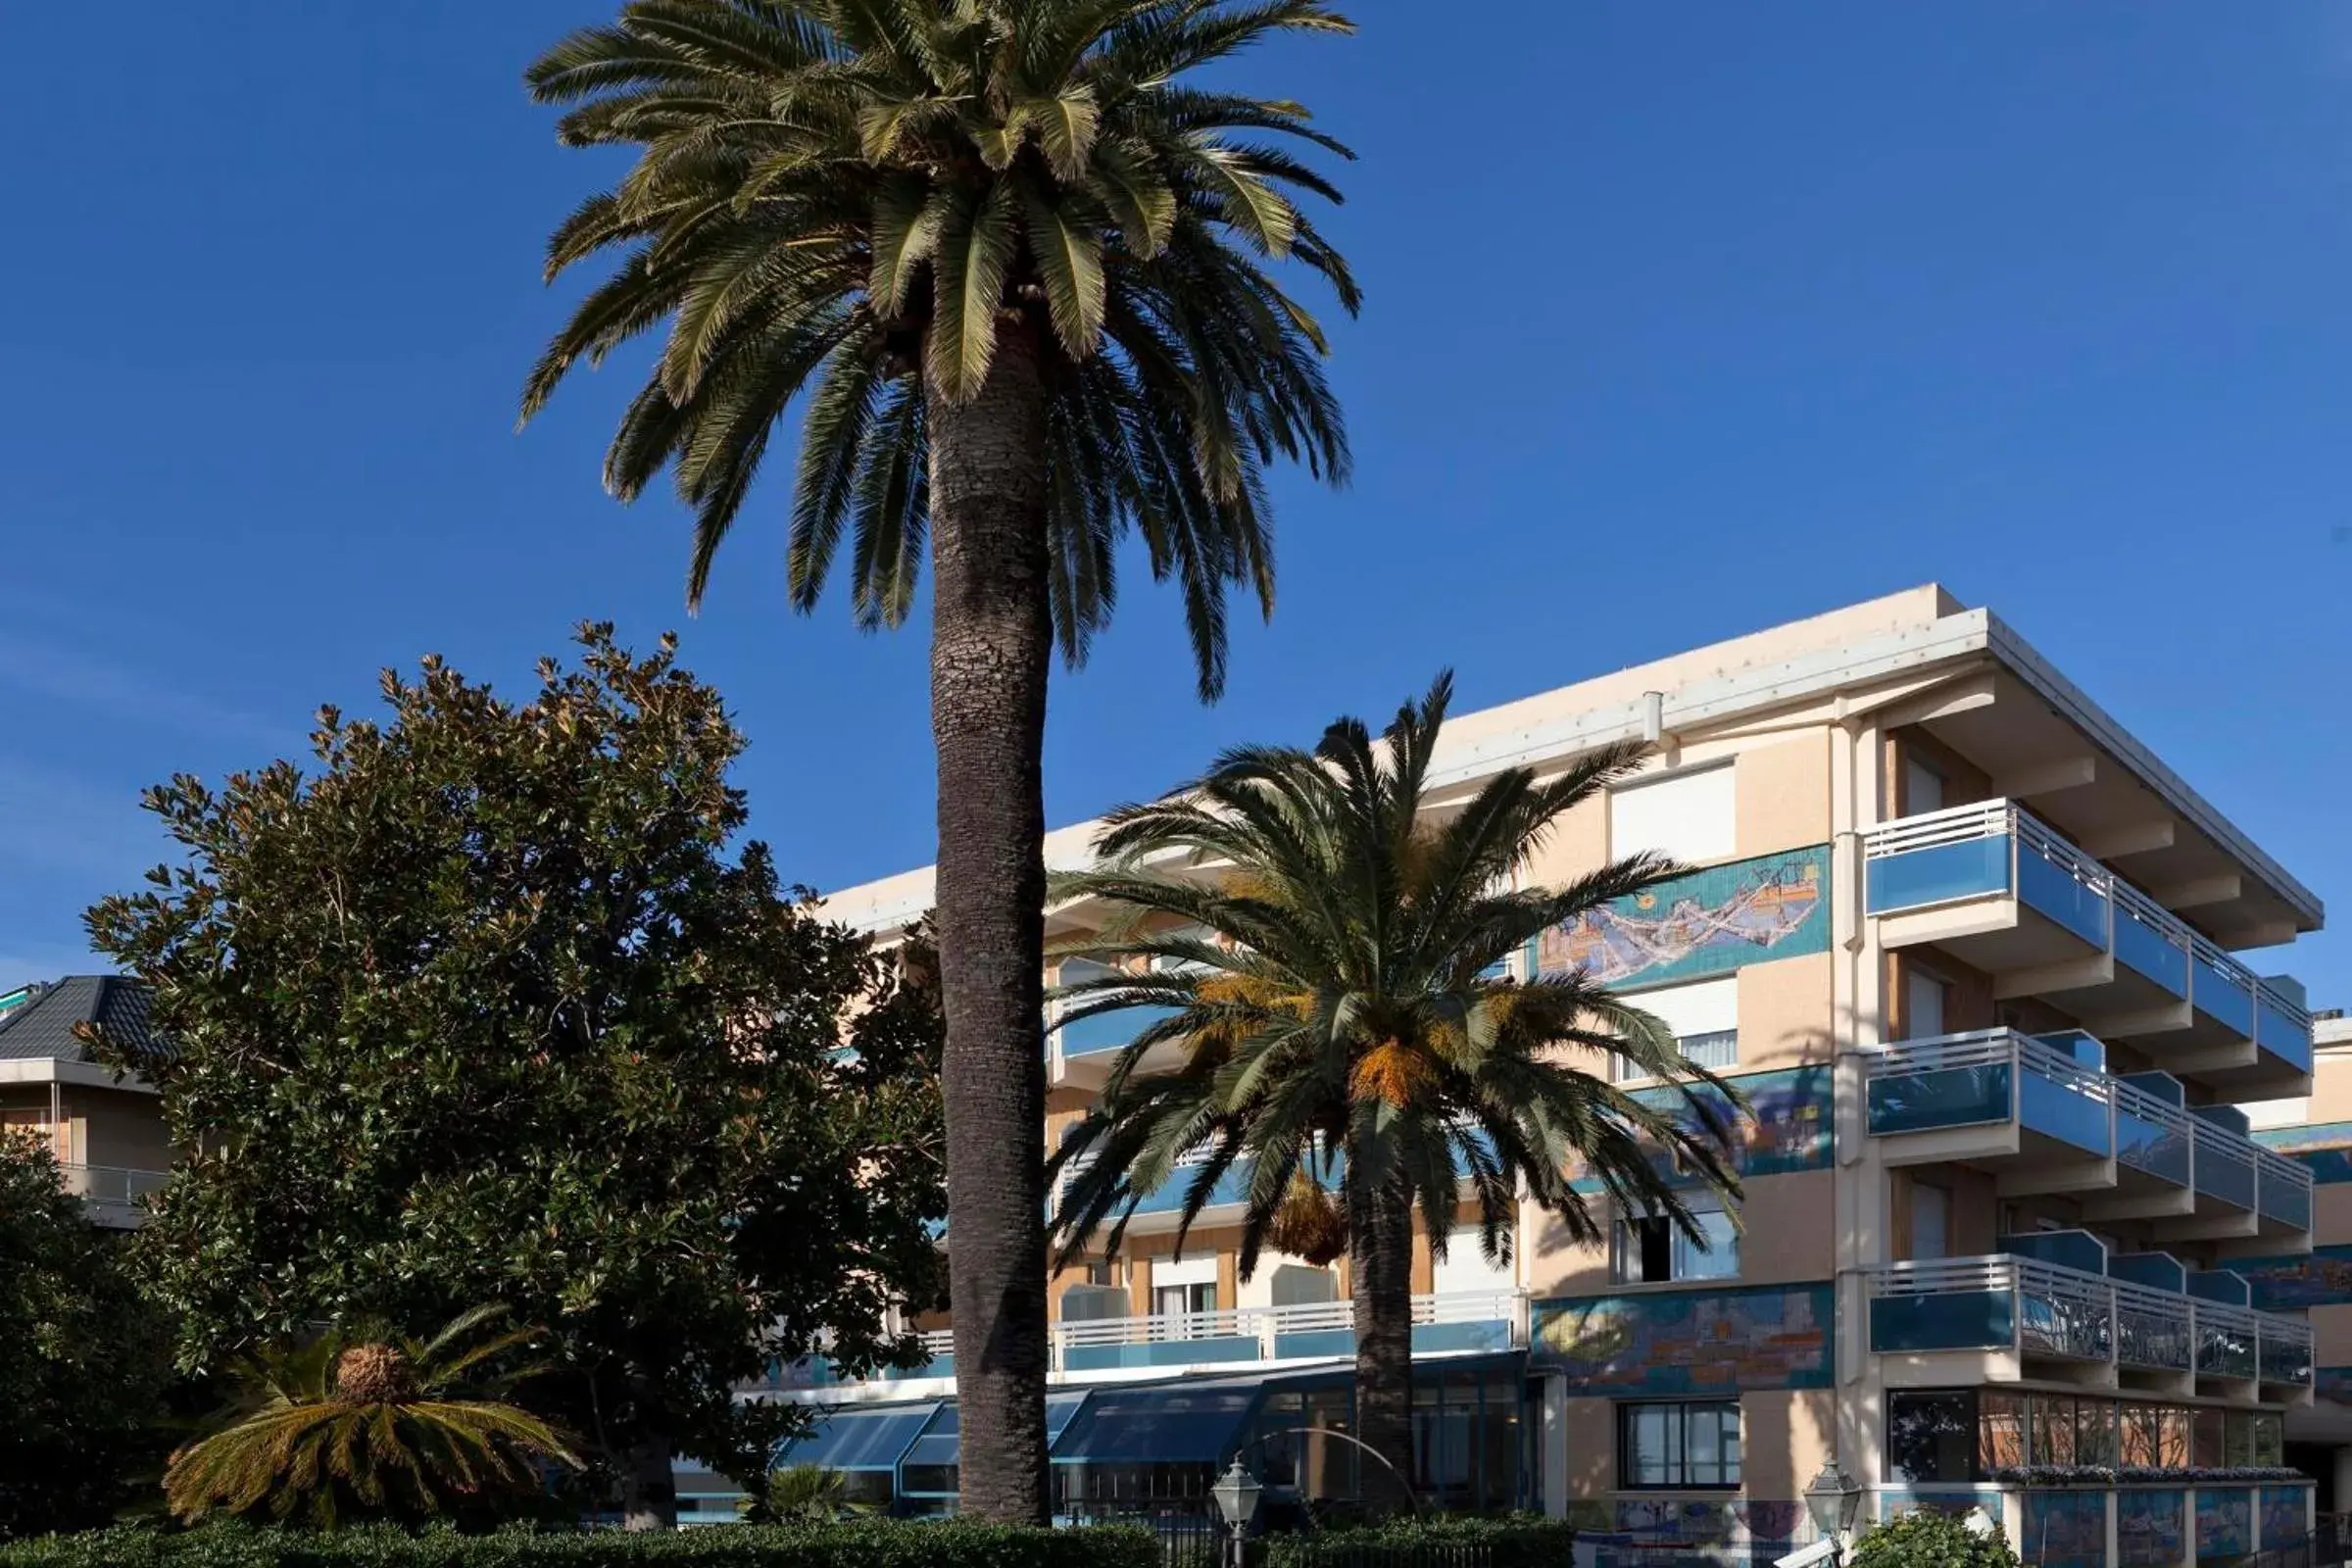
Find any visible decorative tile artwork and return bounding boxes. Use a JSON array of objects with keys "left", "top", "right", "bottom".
[
  {"left": 1536, "top": 846, "right": 1832, "bottom": 989},
  {"left": 2254, "top": 1121, "right": 2352, "bottom": 1183},
  {"left": 1567, "top": 1063, "right": 1833, "bottom": 1194},
  {"left": 2198, "top": 1487, "right": 2253, "bottom": 1560},
  {"left": 1531, "top": 1283, "right": 1834, "bottom": 1393},
  {"left": 2119, "top": 1490, "right": 2187, "bottom": 1567}
]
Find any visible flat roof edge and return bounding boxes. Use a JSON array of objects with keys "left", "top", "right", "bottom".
[{"left": 1984, "top": 612, "right": 2323, "bottom": 928}]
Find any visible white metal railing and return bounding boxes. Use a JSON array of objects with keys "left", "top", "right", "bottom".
[
  {"left": 1862, "top": 1030, "right": 2311, "bottom": 1211},
  {"left": 60, "top": 1164, "right": 168, "bottom": 1206},
  {"left": 917, "top": 1329, "right": 956, "bottom": 1359},
  {"left": 1868, "top": 1254, "right": 2313, "bottom": 1387},
  {"left": 1866, "top": 800, "right": 2313, "bottom": 1055},
  {"left": 1049, "top": 1289, "right": 1524, "bottom": 1370},
  {"left": 1863, "top": 800, "right": 2017, "bottom": 859}
]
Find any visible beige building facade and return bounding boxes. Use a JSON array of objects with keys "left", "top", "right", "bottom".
[{"left": 799, "top": 587, "right": 2332, "bottom": 1565}]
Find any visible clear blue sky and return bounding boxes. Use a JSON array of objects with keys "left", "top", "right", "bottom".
[{"left": 1, "top": 3, "right": 2346, "bottom": 1004}]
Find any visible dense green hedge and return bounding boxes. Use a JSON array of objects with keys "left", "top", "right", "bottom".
[
  {"left": 0, "top": 1522, "right": 1161, "bottom": 1568},
  {"left": 1262, "top": 1515, "right": 1576, "bottom": 1568}
]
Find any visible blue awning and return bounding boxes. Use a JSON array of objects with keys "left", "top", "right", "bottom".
[
  {"left": 778, "top": 1401, "right": 940, "bottom": 1472},
  {"left": 899, "top": 1390, "right": 1091, "bottom": 1474},
  {"left": 1050, "top": 1377, "right": 1265, "bottom": 1465}
]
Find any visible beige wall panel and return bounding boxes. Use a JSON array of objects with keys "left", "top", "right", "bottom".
[
  {"left": 1561, "top": 1395, "right": 1616, "bottom": 1494},
  {"left": 1738, "top": 952, "right": 1835, "bottom": 1071},
  {"left": 1745, "top": 1389, "right": 1837, "bottom": 1502},
  {"left": 1735, "top": 735, "right": 1831, "bottom": 858}
]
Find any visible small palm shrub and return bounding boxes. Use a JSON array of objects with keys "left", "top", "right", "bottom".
[
  {"left": 164, "top": 1305, "right": 579, "bottom": 1527},
  {"left": 1851, "top": 1507, "right": 2019, "bottom": 1568},
  {"left": 737, "top": 1465, "right": 851, "bottom": 1524}
]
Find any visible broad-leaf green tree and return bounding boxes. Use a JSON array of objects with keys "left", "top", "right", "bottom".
[
  {"left": 165, "top": 1304, "right": 580, "bottom": 1529},
  {"left": 1047, "top": 674, "right": 1745, "bottom": 1496},
  {"left": 85, "top": 627, "right": 947, "bottom": 1531},
  {"left": 0, "top": 1139, "right": 172, "bottom": 1540},
  {"left": 518, "top": 0, "right": 1356, "bottom": 1522}
]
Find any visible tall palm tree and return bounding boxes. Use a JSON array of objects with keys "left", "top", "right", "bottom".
[
  {"left": 165, "top": 1305, "right": 578, "bottom": 1528},
  {"left": 518, "top": 0, "right": 1355, "bottom": 1522},
  {"left": 1046, "top": 674, "right": 1747, "bottom": 1499}
]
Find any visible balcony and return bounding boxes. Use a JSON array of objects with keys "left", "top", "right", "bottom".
[
  {"left": 754, "top": 1330, "right": 956, "bottom": 1394},
  {"left": 1862, "top": 1031, "right": 2311, "bottom": 1240},
  {"left": 1863, "top": 802, "right": 2313, "bottom": 1090},
  {"left": 747, "top": 1293, "right": 1526, "bottom": 1398},
  {"left": 61, "top": 1163, "right": 167, "bottom": 1229},
  {"left": 1047, "top": 1002, "right": 1183, "bottom": 1089},
  {"left": 1054, "top": 1290, "right": 1524, "bottom": 1374},
  {"left": 1866, "top": 1252, "right": 2313, "bottom": 1400}
]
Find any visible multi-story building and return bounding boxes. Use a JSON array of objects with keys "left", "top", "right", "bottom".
[
  {"left": 0, "top": 975, "right": 171, "bottom": 1228},
  {"left": 781, "top": 585, "right": 2336, "bottom": 1567},
  {"left": 2243, "top": 1016, "right": 2352, "bottom": 1511}
]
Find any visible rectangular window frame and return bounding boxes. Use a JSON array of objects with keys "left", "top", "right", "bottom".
[
  {"left": 1618, "top": 1399, "right": 1742, "bottom": 1491},
  {"left": 1612, "top": 1197, "right": 1740, "bottom": 1286}
]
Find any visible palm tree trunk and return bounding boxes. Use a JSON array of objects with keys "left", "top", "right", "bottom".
[
  {"left": 926, "top": 325, "right": 1054, "bottom": 1525},
  {"left": 1348, "top": 1165, "right": 1416, "bottom": 1513}
]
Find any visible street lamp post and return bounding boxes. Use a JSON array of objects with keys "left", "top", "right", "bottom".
[
  {"left": 1803, "top": 1461, "right": 1865, "bottom": 1566},
  {"left": 1209, "top": 1459, "right": 1265, "bottom": 1568}
]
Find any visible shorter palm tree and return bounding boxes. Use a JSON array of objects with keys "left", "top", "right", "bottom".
[
  {"left": 1047, "top": 673, "right": 1747, "bottom": 1500},
  {"left": 739, "top": 1463, "right": 851, "bottom": 1523},
  {"left": 165, "top": 1304, "right": 579, "bottom": 1527}
]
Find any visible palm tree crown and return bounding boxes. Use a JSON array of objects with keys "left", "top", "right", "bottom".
[
  {"left": 1045, "top": 674, "right": 1748, "bottom": 1490},
  {"left": 521, "top": 0, "right": 1357, "bottom": 698},
  {"left": 165, "top": 1305, "right": 578, "bottom": 1528}
]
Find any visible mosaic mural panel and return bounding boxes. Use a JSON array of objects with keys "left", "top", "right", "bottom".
[
  {"left": 1531, "top": 1283, "right": 1833, "bottom": 1393},
  {"left": 2119, "top": 1490, "right": 2187, "bottom": 1567},
  {"left": 1575, "top": 1496, "right": 1807, "bottom": 1567},
  {"left": 2228, "top": 1245, "right": 2352, "bottom": 1314},
  {"left": 1568, "top": 1064, "right": 1833, "bottom": 1194},
  {"left": 1537, "top": 845, "right": 1831, "bottom": 990},
  {"left": 2260, "top": 1487, "right": 2310, "bottom": 1548},
  {"left": 2254, "top": 1121, "right": 2352, "bottom": 1183},
  {"left": 2020, "top": 1491, "right": 2106, "bottom": 1568},
  {"left": 2198, "top": 1487, "right": 2252, "bottom": 1560},
  {"left": 1876, "top": 1490, "right": 2003, "bottom": 1527}
]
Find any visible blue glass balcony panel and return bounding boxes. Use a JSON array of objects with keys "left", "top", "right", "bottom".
[
  {"left": 2019, "top": 1068, "right": 2112, "bottom": 1156},
  {"left": 2257, "top": 998, "right": 2313, "bottom": 1075},
  {"left": 2113, "top": 1300, "right": 2193, "bottom": 1372},
  {"left": 2115, "top": 1106, "right": 2190, "bottom": 1187},
  {"left": 2018, "top": 1292, "right": 2111, "bottom": 1360},
  {"left": 1271, "top": 1328, "right": 1354, "bottom": 1361},
  {"left": 1062, "top": 1335, "right": 1262, "bottom": 1373},
  {"left": 1868, "top": 1064, "right": 2011, "bottom": 1136},
  {"left": 1870, "top": 1290, "right": 2015, "bottom": 1352},
  {"left": 2261, "top": 1332, "right": 2315, "bottom": 1386},
  {"left": 2115, "top": 909, "right": 2189, "bottom": 997},
  {"left": 2003, "top": 1230, "right": 2109, "bottom": 1275},
  {"left": 2193, "top": 1143, "right": 2257, "bottom": 1211},
  {"left": 1865, "top": 836, "right": 2012, "bottom": 915},
  {"left": 2016, "top": 848, "right": 2111, "bottom": 949},
  {"left": 1058, "top": 1004, "right": 1182, "bottom": 1058},
  {"left": 2260, "top": 1164, "right": 2313, "bottom": 1231},
  {"left": 1127, "top": 1159, "right": 1257, "bottom": 1216},
  {"left": 2196, "top": 1327, "right": 2257, "bottom": 1380},
  {"left": 2192, "top": 957, "right": 2255, "bottom": 1036}
]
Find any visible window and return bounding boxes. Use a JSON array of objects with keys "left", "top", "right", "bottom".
[
  {"left": 1615, "top": 975, "right": 1739, "bottom": 1081},
  {"left": 1887, "top": 1391, "right": 1976, "bottom": 1484},
  {"left": 1615, "top": 1200, "right": 1739, "bottom": 1284},
  {"left": 1154, "top": 1281, "right": 1216, "bottom": 1322},
  {"left": 1905, "top": 968, "right": 1949, "bottom": 1041},
  {"left": 1619, "top": 1401, "right": 1740, "bottom": 1489},
  {"left": 1909, "top": 1182, "right": 1951, "bottom": 1261},
  {"left": 1904, "top": 757, "right": 1945, "bottom": 815},
  {"left": 1608, "top": 765, "right": 1736, "bottom": 865}
]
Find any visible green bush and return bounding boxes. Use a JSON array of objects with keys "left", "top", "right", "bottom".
[
  {"left": 1262, "top": 1515, "right": 1577, "bottom": 1568},
  {"left": 0, "top": 1521, "right": 1159, "bottom": 1568},
  {"left": 1850, "top": 1507, "right": 2018, "bottom": 1568}
]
